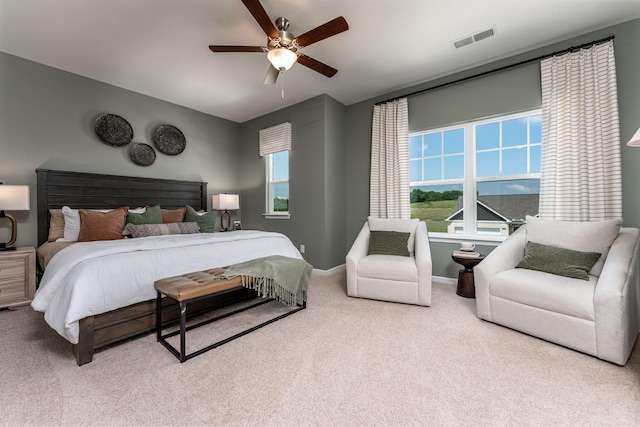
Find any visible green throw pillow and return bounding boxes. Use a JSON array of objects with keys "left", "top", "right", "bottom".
[
  {"left": 126, "top": 205, "right": 162, "bottom": 225},
  {"left": 516, "top": 241, "right": 601, "bottom": 280},
  {"left": 184, "top": 205, "right": 217, "bottom": 233},
  {"left": 368, "top": 231, "right": 410, "bottom": 257},
  {"left": 123, "top": 222, "right": 200, "bottom": 238}
]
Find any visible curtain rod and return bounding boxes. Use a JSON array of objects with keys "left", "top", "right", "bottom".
[{"left": 375, "top": 35, "right": 615, "bottom": 106}]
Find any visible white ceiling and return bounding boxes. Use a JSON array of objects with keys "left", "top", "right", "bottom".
[{"left": 1, "top": 0, "right": 639, "bottom": 123}]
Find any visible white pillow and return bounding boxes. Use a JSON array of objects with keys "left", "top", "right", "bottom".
[
  {"left": 56, "top": 206, "right": 145, "bottom": 242},
  {"left": 524, "top": 215, "right": 623, "bottom": 277},
  {"left": 56, "top": 206, "right": 81, "bottom": 242},
  {"left": 367, "top": 216, "right": 420, "bottom": 256}
]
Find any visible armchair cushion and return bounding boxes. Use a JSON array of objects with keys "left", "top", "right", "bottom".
[
  {"left": 368, "top": 231, "right": 410, "bottom": 256},
  {"left": 358, "top": 255, "right": 418, "bottom": 282},
  {"left": 516, "top": 241, "right": 601, "bottom": 280},
  {"left": 525, "top": 215, "right": 622, "bottom": 276},
  {"left": 491, "top": 268, "right": 597, "bottom": 321}
]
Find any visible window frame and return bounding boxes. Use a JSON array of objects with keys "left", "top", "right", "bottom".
[
  {"left": 263, "top": 150, "right": 290, "bottom": 220},
  {"left": 409, "top": 109, "right": 542, "bottom": 243}
]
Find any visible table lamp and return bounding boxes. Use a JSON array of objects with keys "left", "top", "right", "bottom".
[
  {"left": 0, "top": 183, "right": 30, "bottom": 251},
  {"left": 212, "top": 193, "right": 239, "bottom": 232}
]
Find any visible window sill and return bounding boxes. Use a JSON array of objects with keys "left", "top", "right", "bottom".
[
  {"left": 428, "top": 232, "right": 506, "bottom": 247},
  {"left": 263, "top": 213, "right": 290, "bottom": 220}
]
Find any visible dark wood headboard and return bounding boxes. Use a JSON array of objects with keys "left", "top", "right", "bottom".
[{"left": 36, "top": 169, "right": 207, "bottom": 246}]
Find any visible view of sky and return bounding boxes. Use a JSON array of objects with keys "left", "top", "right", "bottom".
[{"left": 409, "top": 113, "right": 542, "bottom": 191}]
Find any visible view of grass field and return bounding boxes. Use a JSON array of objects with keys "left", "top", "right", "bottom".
[
  {"left": 274, "top": 197, "right": 288, "bottom": 212},
  {"left": 410, "top": 199, "right": 457, "bottom": 232}
]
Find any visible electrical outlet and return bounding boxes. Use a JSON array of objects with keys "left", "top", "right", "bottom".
[{"left": 299, "top": 244, "right": 305, "bottom": 254}]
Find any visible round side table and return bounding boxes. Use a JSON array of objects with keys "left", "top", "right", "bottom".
[{"left": 451, "top": 254, "right": 486, "bottom": 298}]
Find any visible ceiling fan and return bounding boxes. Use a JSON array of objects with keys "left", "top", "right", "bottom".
[{"left": 209, "top": 0, "right": 349, "bottom": 85}]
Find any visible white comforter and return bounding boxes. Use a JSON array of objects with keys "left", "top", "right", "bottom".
[{"left": 31, "top": 230, "right": 302, "bottom": 343}]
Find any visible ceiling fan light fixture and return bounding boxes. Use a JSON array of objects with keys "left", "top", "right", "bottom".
[{"left": 267, "top": 48, "right": 297, "bottom": 71}]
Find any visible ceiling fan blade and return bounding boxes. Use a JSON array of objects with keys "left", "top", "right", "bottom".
[
  {"left": 295, "top": 17, "right": 349, "bottom": 47},
  {"left": 264, "top": 65, "right": 280, "bottom": 85},
  {"left": 241, "top": 0, "right": 278, "bottom": 38},
  {"left": 297, "top": 54, "right": 338, "bottom": 78},
  {"left": 209, "top": 45, "right": 264, "bottom": 53}
]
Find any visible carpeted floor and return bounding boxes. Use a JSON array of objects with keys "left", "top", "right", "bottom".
[{"left": 1, "top": 269, "right": 639, "bottom": 426}]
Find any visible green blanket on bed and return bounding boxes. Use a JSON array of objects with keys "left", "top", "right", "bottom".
[{"left": 218, "top": 255, "right": 312, "bottom": 306}]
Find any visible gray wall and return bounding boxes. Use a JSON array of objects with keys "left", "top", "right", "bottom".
[
  {"left": 345, "top": 18, "right": 640, "bottom": 277},
  {"left": 323, "top": 96, "right": 347, "bottom": 268},
  {"left": 408, "top": 63, "right": 541, "bottom": 130},
  {"left": 0, "top": 52, "right": 241, "bottom": 248},
  {"left": 239, "top": 94, "right": 346, "bottom": 270}
]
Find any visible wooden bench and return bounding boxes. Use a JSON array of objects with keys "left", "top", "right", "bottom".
[{"left": 155, "top": 268, "right": 305, "bottom": 362}]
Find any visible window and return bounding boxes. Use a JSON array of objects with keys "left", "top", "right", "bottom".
[
  {"left": 410, "top": 110, "right": 542, "bottom": 239},
  {"left": 259, "top": 122, "right": 291, "bottom": 219},
  {"left": 265, "top": 150, "right": 289, "bottom": 216}
]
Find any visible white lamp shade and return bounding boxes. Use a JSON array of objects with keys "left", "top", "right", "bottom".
[
  {"left": 267, "top": 48, "right": 298, "bottom": 71},
  {"left": 212, "top": 194, "right": 239, "bottom": 210},
  {"left": 0, "top": 185, "right": 30, "bottom": 210},
  {"left": 627, "top": 127, "right": 640, "bottom": 147}
]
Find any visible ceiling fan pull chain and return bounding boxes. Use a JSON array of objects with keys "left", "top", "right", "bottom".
[{"left": 281, "top": 72, "right": 285, "bottom": 99}]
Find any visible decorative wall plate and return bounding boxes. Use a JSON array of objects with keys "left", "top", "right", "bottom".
[
  {"left": 153, "top": 124, "right": 186, "bottom": 155},
  {"left": 130, "top": 143, "right": 156, "bottom": 166},
  {"left": 94, "top": 113, "right": 134, "bottom": 146}
]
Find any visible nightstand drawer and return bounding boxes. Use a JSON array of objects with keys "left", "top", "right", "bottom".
[
  {"left": 0, "top": 280, "right": 26, "bottom": 303},
  {"left": 0, "top": 260, "right": 26, "bottom": 281},
  {"left": 0, "top": 247, "right": 36, "bottom": 309}
]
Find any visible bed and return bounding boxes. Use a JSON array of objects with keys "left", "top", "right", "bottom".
[{"left": 32, "top": 169, "right": 302, "bottom": 366}]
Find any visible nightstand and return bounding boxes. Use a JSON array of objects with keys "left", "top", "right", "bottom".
[{"left": 0, "top": 247, "right": 36, "bottom": 309}]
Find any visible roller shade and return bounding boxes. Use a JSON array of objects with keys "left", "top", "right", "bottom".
[{"left": 259, "top": 122, "right": 291, "bottom": 156}]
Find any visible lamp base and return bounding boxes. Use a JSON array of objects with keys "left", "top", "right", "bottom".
[
  {"left": 0, "top": 212, "right": 18, "bottom": 249},
  {"left": 220, "top": 210, "right": 232, "bottom": 232}
]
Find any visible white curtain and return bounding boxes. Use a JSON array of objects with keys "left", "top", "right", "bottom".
[
  {"left": 539, "top": 40, "right": 622, "bottom": 221},
  {"left": 370, "top": 98, "right": 410, "bottom": 219}
]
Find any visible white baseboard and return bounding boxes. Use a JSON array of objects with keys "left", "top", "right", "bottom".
[
  {"left": 433, "top": 275, "right": 457, "bottom": 286},
  {"left": 312, "top": 264, "right": 346, "bottom": 275},
  {"left": 312, "top": 264, "right": 457, "bottom": 286}
]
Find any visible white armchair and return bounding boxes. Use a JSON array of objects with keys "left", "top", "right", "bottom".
[
  {"left": 475, "top": 216, "right": 640, "bottom": 365},
  {"left": 346, "top": 217, "right": 432, "bottom": 306}
]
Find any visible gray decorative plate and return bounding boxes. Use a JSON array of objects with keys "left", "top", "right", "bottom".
[
  {"left": 130, "top": 143, "right": 156, "bottom": 166},
  {"left": 153, "top": 124, "right": 186, "bottom": 155},
  {"left": 94, "top": 113, "right": 134, "bottom": 146}
]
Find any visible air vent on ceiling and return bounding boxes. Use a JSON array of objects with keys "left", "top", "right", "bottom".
[
  {"left": 473, "top": 27, "right": 495, "bottom": 42},
  {"left": 453, "top": 36, "right": 474, "bottom": 49},
  {"left": 452, "top": 25, "right": 497, "bottom": 49}
]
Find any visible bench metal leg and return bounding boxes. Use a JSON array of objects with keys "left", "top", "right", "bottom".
[
  {"left": 156, "top": 291, "right": 162, "bottom": 342},
  {"left": 179, "top": 301, "right": 187, "bottom": 362},
  {"left": 156, "top": 291, "right": 306, "bottom": 363}
]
